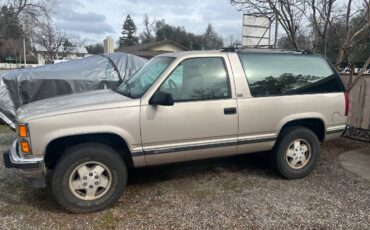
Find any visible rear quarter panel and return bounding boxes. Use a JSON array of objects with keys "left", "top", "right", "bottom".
[{"left": 237, "top": 93, "right": 346, "bottom": 136}]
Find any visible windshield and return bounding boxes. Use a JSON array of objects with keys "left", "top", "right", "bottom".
[{"left": 115, "top": 57, "right": 175, "bottom": 98}]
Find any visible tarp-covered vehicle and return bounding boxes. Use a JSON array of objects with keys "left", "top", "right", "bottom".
[{"left": 0, "top": 53, "right": 147, "bottom": 128}]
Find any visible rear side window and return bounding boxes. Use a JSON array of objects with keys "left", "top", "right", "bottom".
[{"left": 238, "top": 53, "right": 344, "bottom": 97}]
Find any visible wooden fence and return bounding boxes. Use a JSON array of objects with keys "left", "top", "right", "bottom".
[{"left": 340, "top": 74, "right": 370, "bottom": 130}]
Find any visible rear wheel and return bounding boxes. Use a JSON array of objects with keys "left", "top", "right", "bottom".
[
  {"left": 273, "top": 126, "right": 320, "bottom": 179},
  {"left": 52, "top": 143, "right": 127, "bottom": 213}
]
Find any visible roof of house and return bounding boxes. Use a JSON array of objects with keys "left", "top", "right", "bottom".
[
  {"left": 117, "top": 40, "right": 189, "bottom": 52},
  {"left": 34, "top": 45, "right": 88, "bottom": 54},
  {"left": 115, "top": 40, "right": 189, "bottom": 58}
]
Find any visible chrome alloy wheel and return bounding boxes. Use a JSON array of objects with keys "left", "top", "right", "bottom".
[
  {"left": 286, "top": 139, "right": 311, "bottom": 169},
  {"left": 69, "top": 161, "right": 112, "bottom": 201}
]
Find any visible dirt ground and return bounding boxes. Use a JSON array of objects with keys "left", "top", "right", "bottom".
[{"left": 0, "top": 127, "right": 369, "bottom": 229}]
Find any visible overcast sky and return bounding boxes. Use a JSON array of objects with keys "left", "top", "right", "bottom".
[{"left": 54, "top": 0, "right": 243, "bottom": 46}]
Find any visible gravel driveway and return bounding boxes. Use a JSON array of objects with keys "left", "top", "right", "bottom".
[{"left": 0, "top": 127, "right": 369, "bottom": 229}]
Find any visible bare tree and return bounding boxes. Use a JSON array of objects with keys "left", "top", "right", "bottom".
[
  {"left": 231, "top": 0, "right": 369, "bottom": 87},
  {"left": 1, "top": 0, "right": 53, "bottom": 35},
  {"left": 140, "top": 14, "right": 155, "bottom": 44},
  {"left": 231, "top": 0, "right": 307, "bottom": 49},
  {"left": 33, "top": 19, "right": 72, "bottom": 64},
  {"left": 307, "top": 0, "right": 336, "bottom": 55},
  {"left": 3, "top": 0, "right": 53, "bottom": 20},
  {"left": 202, "top": 24, "right": 224, "bottom": 49},
  {"left": 329, "top": 0, "right": 369, "bottom": 67},
  {"left": 225, "top": 34, "right": 242, "bottom": 47},
  {"left": 0, "top": 0, "right": 53, "bottom": 65},
  {"left": 327, "top": 0, "right": 370, "bottom": 91}
]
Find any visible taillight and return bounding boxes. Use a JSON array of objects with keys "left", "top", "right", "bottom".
[{"left": 344, "top": 92, "right": 349, "bottom": 116}]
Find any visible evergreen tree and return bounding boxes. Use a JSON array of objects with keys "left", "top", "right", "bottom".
[
  {"left": 0, "top": 6, "right": 23, "bottom": 40},
  {"left": 86, "top": 43, "right": 104, "bottom": 55},
  {"left": 119, "top": 15, "right": 138, "bottom": 47},
  {"left": 0, "top": 5, "right": 24, "bottom": 62},
  {"left": 153, "top": 20, "right": 224, "bottom": 50}
]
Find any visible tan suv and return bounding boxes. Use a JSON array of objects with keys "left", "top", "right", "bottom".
[{"left": 3, "top": 49, "right": 348, "bottom": 213}]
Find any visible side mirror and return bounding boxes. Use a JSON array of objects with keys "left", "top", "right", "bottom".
[{"left": 149, "top": 91, "right": 174, "bottom": 106}]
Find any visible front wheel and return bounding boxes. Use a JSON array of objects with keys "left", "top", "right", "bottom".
[
  {"left": 273, "top": 126, "right": 320, "bottom": 179},
  {"left": 51, "top": 143, "right": 127, "bottom": 213}
]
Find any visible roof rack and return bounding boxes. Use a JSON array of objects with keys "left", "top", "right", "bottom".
[
  {"left": 301, "top": 50, "right": 313, "bottom": 54},
  {"left": 220, "top": 44, "right": 243, "bottom": 52},
  {"left": 221, "top": 45, "right": 313, "bottom": 55}
]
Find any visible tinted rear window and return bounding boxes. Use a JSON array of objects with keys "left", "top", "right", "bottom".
[{"left": 238, "top": 53, "right": 344, "bottom": 97}]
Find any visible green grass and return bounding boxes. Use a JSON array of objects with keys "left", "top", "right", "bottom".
[
  {"left": 94, "top": 211, "right": 119, "bottom": 230},
  {"left": 0, "top": 125, "right": 12, "bottom": 132},
  {"left": 0, "top": 125, "right": 15, "bottom": 145}
]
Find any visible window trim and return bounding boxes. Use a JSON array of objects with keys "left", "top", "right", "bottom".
[
  {"left": 322, "top": 55, "right": 346, "bottom": 92},
  {"left": 153, "top": 56, "right": 233, "bottom": 103},
  {"left": 117, "top": 56, "right": 175, "bottom": 99},
  {"left": 237, "top": 52, "right": 346, "bottom": 98}
]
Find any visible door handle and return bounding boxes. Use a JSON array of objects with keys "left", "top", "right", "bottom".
[{"left": 224, "top": 107, "right": 237, "bottom": 115}]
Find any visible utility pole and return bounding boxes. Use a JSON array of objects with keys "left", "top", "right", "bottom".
[
  {"left": 23, "top": 37, "right": 27, "bottom": 67},
  {"left": 274, "top": 16, "right": 278, "bottom": 48},
  {"left": 274, "top": 0, "right": 279, "bottom": 49}
]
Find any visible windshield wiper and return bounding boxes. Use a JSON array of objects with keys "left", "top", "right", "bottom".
[
  {"left": 113, "top": 79, "right": 132, "bottom": 98},
  {"left": 124, "top": 79, "right": 131, "bottom": 98}
]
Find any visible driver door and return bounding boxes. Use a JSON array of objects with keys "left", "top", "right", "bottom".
[{"left": 140, "top": 56, "right": 238, "bottom": 165}]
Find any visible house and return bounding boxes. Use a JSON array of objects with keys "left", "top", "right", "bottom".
[
  {"left": 34, "top": 45, "right": 89, "bottom": 64},
  {"left": 115, "top": 40, "right": 188, "bottom": 59}
]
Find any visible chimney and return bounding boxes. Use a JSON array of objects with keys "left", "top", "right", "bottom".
[{"left": 104, "top": 36, "right": 114, "bottom": 54}]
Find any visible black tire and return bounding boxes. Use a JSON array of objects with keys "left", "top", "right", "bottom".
[
  {"left": 51, "top": 143, "right": 127, "bottom": 213},
  {"left": 273, "top": 126, "right": 320, "bottom": 179}
]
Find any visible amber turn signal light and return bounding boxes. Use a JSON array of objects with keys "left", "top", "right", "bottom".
[
  {"left": 19, "top": 125, "right": 28, "bottom": 137},
  {"left": 20, "top": 141, "right": 31, "bottom": 153}
]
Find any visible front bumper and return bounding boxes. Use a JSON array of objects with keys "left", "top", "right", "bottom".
[{"left": 2, "top": 140, "right": 46, "bottom": 188}]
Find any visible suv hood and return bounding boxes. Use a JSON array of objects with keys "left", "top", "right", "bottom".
[{"left": 17, "top": 90, "right": 133, "bottom": 122}]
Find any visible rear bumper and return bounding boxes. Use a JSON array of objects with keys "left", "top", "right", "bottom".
[
  {"left": 325, "top": 125, "right": 347, "bottom": 141},
  {"left": 2, "top": 140, "right": 46, "bottom": 188}
]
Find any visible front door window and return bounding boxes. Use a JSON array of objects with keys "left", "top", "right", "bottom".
[{"left": 159, "top": 57, "right": 231, "bottom": 101}]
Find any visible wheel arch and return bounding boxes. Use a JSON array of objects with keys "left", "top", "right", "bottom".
[
  {"left": 278, "top": 118, "right": 326, "bottom": 142},
  {"left": 44, "top": 133, "right": 135, "bottom": 170}
]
